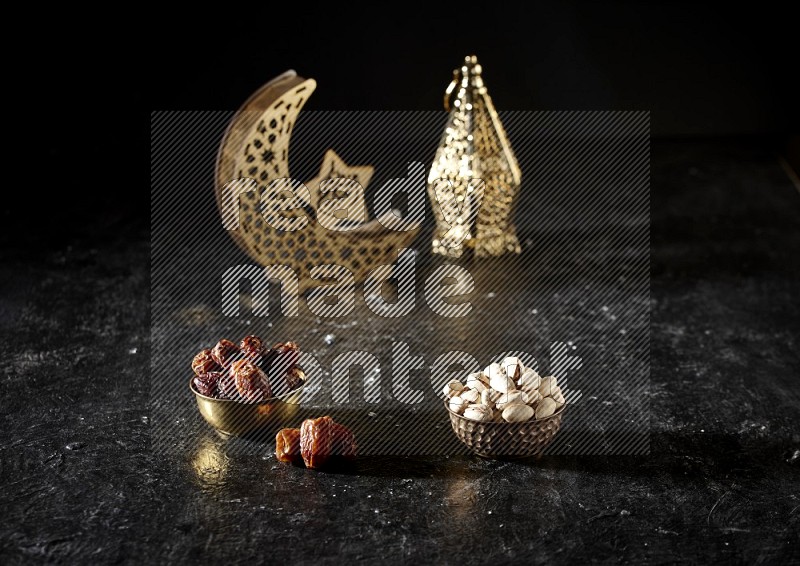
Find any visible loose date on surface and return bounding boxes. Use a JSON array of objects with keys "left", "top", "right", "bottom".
[{"left": 276, "top": 416, "right": 356, "bottom": 469}]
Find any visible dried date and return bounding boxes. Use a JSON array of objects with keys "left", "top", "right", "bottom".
[
  {"left": 271, "top": 341, "right": 300, "bottom": 379},
  {"left": 217, "top": 371, "right": 238, "bottom": 399},
  {"left": 300, "top": 416, "right": 333, "bottom": 469},
  {"left": 240, "top": 335, "right": 265, "bottom": 360},
  {"left": 275, "top": 428, "right": 302, "bottom": 463},
  {"left": 230, "top": 359, "right": 272, "bottom": 402},
  {"left": 211, "top": 339, "right": 239, "bottom": 368},
  {"left": 192, "top": 349, "right": 219, "bottom": 376},
  {"left": 299, "top": 416, "right": 357, "bottom": 469},
  {"left": 192, "top": 371, "right": 221, "bottom": 397},
  {"left": 284, "top": 366, "right": 304, "bottom": 390}
]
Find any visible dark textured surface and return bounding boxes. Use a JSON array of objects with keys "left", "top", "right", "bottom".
[{"left": 2, "top": 140, "right": 799, "bottom": 564}]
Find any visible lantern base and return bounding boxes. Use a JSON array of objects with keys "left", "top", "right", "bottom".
[
  {"left": 431, "top": 229, "right": 521, "bottom": 259},
  {"left": 473, "top": 230, "right": 521, "bottom": 258}
]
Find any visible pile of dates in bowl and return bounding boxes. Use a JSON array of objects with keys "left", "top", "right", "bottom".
[{"left": 191, "top": 335, "right": 304, "bottom": 403}]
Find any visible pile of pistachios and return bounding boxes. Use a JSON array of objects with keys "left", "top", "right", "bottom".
[{"left": 443, "top": 357, "right": 565, "bottom": 423}]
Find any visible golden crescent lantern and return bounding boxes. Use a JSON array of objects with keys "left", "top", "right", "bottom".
[{"left": 215, "top": 71, "right": 420, "bottom": 292}]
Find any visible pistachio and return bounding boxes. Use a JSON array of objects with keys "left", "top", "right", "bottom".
[
  {"left": 526, "top": 390, "right": 543, "bottom": 406},
  {"left": 501, "top": 356, "right": 523, "bottom": 380},
  {"left": 551, "top": 386, "right": 565, "bottom": 407},
  {"left": 466, "top": 371, "right": 489, "bottom": 387},
  {"left": 442, "top": 379, "right": 464, "bottom": 398},
  {"left": 449, "top": 396, "right": 467, "bottom": 414},
  {"left": 481, "top": 388, "right": 503, "bottom": 406},
  {"left": 502, "top": 403, "right": 534, "bottom": 423},
  {"left": 463, "top": 404, "right": 493, "bottom": 422},
  {"left": 489, "top": 373, "right": 516, "bottom": 394},
  {"left": 538, "top": 375, "right": 558, "bottom": 397},
  {"left": 517, "top": 368, "right": 541, "bottom": 392},
  {"left": 535, "top": 396, "right": 557, "bottom": 419},
  {"left": 484, "top": 362, "right": 504, "bottom": 381},
  {"left": 495, "top": 390, "right": 530, "bottom": 410},
  {"left": 465, "top": 374, "right": 488, "bottom": 393},
  {"left": 460, "top": 388, "right": 480, "bottom": 404}
]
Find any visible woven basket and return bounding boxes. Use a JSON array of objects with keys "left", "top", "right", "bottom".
[{"left": 445, "top": 399, "right": 565, "bottom": 458}]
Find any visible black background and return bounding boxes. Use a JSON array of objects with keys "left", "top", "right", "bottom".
[
  {"left": 144, "top": 5, "right": 796, "bottom": 137},
  {"left": 10, "top": 3, "right": 796, "bottom": 249}
]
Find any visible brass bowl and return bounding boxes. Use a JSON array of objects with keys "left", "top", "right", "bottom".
[
  {"left": 445, "top": 399, "right": 565, "bottom": 458},
  {"left": 190, "top": 370, "right": 305, "bottom": 437}
]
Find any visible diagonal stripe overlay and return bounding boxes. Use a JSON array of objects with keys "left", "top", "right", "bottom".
[{"left": 151, "top": 111, "right": 650, "bottom": 456}]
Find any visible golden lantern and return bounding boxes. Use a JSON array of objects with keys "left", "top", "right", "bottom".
[{"left": 427, "top": 55, "right": 522, "bottom": 258}]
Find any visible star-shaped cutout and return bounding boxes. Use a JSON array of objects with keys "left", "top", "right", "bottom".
[{"left": 304, "top": 149, "right": 374, "bottom": 212}]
